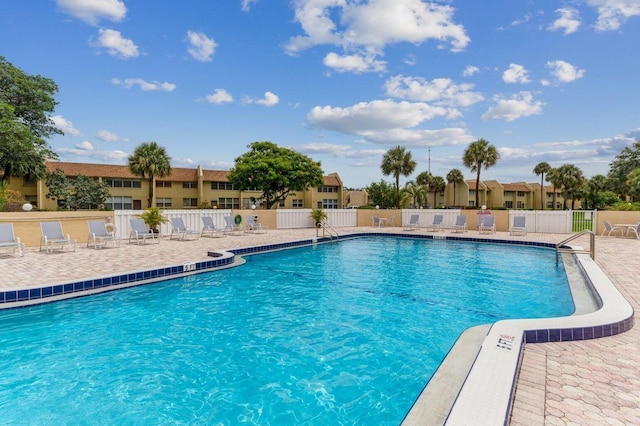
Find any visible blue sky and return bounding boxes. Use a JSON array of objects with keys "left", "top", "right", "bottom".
[{"left": 2, "top": 0, "right": 639, "bottom": 188}]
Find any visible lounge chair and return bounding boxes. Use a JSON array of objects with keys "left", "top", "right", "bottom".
[
  {"left": 244, "top": 215, "right": 267, "bottom": 233},
  {"left": 626, "top": 223, "right": 640, "bottom": 239},
  {"left": 509, "top": 216, "right": 527, "bottom": 236},
  {"left": 372, "top": 216, "right": 382, "bottom": 227},
  {"left": 601, "top": 221, "right": 623, "bottom": 237},
  {"left": 40, "top": 221, "right": 76, "bottom": 253},
  {"left": 478, "top": 215, "right": 496, "bottom": 234},
  {"left": 450, "top": 215, "right": 467, "bottom": 233},
  {"left": 87, "top": 220, "right": 120, "bottom": 249},
  {"left": 223, "top": 215, "right": 243, "bottom": 234},
  {"left": 129, "top": 218, "right": 159, "bottom": 245},
  {"left": 201, "top": 216, "right": 224, "bottom": 237},
  {"left": 0, "top": 223, "right": 24, "bottom": 257},
  {"left": 170, "top": 217, "right": 199, "bottom": 240},
  {"left": 426, "top": 214, "right": 444, "bottom": 232},
  {"left": 403, "top": 214, "right": 420, "bottom": 231}
]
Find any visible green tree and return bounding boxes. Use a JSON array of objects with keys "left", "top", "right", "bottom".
[
  {"left": 401, "top": 180, "right": 426, "bottom": 208},
  {"left": 547, "top": 168, "right": 561, "bottom": 210},
  {"left": 0, "top": 56, "right": 61, "bottom": 181},
  {"left": 429, "top": 176, "right": 446, "bottom": 208},
  {"left": 446, "top": 168, "right": 465, "bottom": 207},
  {"left": 380, "top": 146, "right": 417, "bottom": 208},
  {"left": 582, "top": 174, "right": 608, "bottom": 209},
  {"left": 533, "top": 162, "right": 552, "bottom": 210},
  {"left": 608, "top": 141, "right": 640, "bottom": 198},
  {"left": 366, "top": 180, "right": 397, "bottom": 209},
  {"left": 462, "top": 138, "right": 499, "bottom": 208},
  {"left": 626, "top": 168, "right": 640, "bottom": 201},
  {"left": 554, "top": 163, "right": 585, "bottom": 209},
  {"left": 128, "top": 141, "right": 172, "bottom": 208},
  {"left": 45, "top": 169, "right": 110, "bottom": 210},
  {"left": 227, "top": 141, "right": 324, "bottom": 209}
]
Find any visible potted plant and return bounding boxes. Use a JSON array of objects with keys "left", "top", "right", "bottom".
[
  {"left": 139, "top": 207, "right": 168, "bottom": 233},
  {"left": 310, "top": 208, "right": 328, "bottom": 228}
]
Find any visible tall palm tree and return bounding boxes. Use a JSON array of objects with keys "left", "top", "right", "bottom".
[
  {"left": 547, "top": 168, "right": 560, "bottom": 210},
  {"left": 462, "top": 139, "right": 500, "bottom": 208},
  {"left": 430, "top": 176, "right": 446, "bottom": 208},
  {"left": 446, "top": 168, "right": 464, "bottom": 207},
  {"left": 128, "top": 141, "right": 172, "bottom": 208},
  {"left": 533, "top": 162, "right": 552, "bottom": 210},
  {"left": 402, "top": 180, "right": 426, "bottom": 208},
  {"left": 381, "top": 146, "right": 417, "bottom": 208},
  {"left": 554, "top": 163, "right": 585, "bottom": 209},
  {"left": 415, "top": 171, "right": 432, "bottom": 207}
]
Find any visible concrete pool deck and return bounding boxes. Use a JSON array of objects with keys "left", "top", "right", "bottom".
[{"left": 0, "top": 227, "right": 638, "bottom": 425}]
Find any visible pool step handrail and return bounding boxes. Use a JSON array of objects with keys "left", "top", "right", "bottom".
[
  {"left": 321, "top": 221, "right": 339, "bottom": 242},
  {"left": 555, "top": 230, "right": 595, "bottom": 263}
]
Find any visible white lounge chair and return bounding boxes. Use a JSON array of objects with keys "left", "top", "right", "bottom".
[
  {"left": 201, "top": 216, "right": 224, "bottom": 237},
  {"left": 170, "top": 217, "right": 199, "bottom": 240},
  {"left": 245, "top": 215, "right": 267, "bottom": 233},
  {"left": 450, "top": 215, "right": 467, "bottom": 233},
  {"left": 0, "top": 223, "right": 24, "bottom": 257},
  {"left": 372, "top": 216, "right": 382, "bottom": 227},
  {"left": 403, "top": 214, "right": 420, "bottom": 231},
  {"left": 87, "top": 220, "right": 120, "bottom": 249},
  {"left": 129, "top": 218, "right": 159, "bottom": 245},
  {"left": 510, "top": 216, "right": 527, "bottom": 236},
  {"left": 479, "top": 215, "right": 496, "bottom": 234},
  {"left": 223, "top": 215, "right": 243, "bottom": 234},
  {"left": 426, "top": 214, "right": 444, "bottom": 232},
  {"left": 626, "top": 223, "right": 640, "bottom": 239},
  {"left": 40, "top": 221, "right": 76, "bottom": 253},
  {"left": 601, "top": 221, "right": 623, "bottom": 237}
]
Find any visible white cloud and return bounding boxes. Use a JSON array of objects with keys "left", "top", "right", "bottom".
[
  {"left": 384, "top": 75, "right": 484, "bottom": 107},
  {"left": 96, "top": 130, "right": 127, "bottom": 142},
  {"left": 93, "top": 29, "right": 139, "bottom": 59},
  {"left": 112, "top": 78, "right": 176, "bottom": 92},
  {"left": 482, "top": 91, "right": 544, "bottom": 122},
  {"left": 204, "top": 89, "right": 234, "bottom": 104},
  {"left": 586, "top": 0, "right": 640, "bottom": 31},
  {"left": 548, "top": 8, "right": 581, "bottom": 35},
  {"left": 546, "top": 60, "right": 585, "bottom": 83},
  {"left": 502, "top": 64, "right": 531, "bottom": 84},
  {"left": 241, "top": 0, "right": 258, "bottom": 12},
  {"left": 296, "top": 142, "right": 386, "bottom": 159},
  {"left": 462, "top": 65, "right": 479, "bottom": 77},
  {"left": 51, "top": 115, "right": 80, "bottom": 136},
  {"left": 186, "top": 30, "right": 217, "bottom": 62},
  {"left": 323, "top": 52, "right": 386, "bottom": 73},
  {"left": 246, "top": 91, "right": 280, "bottom": 107},
  {"left": 57, "top": 141, "right": 129, "bottom": 161},
  {"left": 56, "top": 0, "right": 126, "bottom": 26}
]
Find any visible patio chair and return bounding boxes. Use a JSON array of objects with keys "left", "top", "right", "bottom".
[
  {"left": 372, "top": 216, "right": 382, "bottom": 227},
  {"left": 170, "top": 217, "right": 199, "bottom": 240},
  {"left": 40, "top": 221, "right": 76, "bottom": 253},
  {"left": 223, "top": 215, "right": 243, "bottom": 234},
  {"left": 601, "top": 221, "right": 623, "bottom": 237},
  {"left": 626, "top": 223, "right": 640, "bottom": 239},
  {"left": 479, "top": 215, "right": 496, "bottom": 234},
  {"left": 129, "top": 218, "right": 159, "bottom": 245},
  {"left": 201, "top": 216, "right": 224, "bottom": 237},
  {"left": 426, "top": 214, "right": 444, "bottom": 232},
  {"left": 244, "top": 215, "right": 267, "bottom": 233},
  {"left": 87, "top": 220, "right": 120, "bottom": 249},
  {"left": 0, "top": 223, "right": 24, "bottom": 257},
  {"left": 509, "top": 216, "right": 527, "bottom": 236},
  {"left": 403, "top": 214, "right": 420, "bottom": 231},
  {"left": 450, "top": 215, "right": 467, "bottom": 233}
]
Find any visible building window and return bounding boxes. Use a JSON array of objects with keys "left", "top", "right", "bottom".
[
  {"left": 156, "top": 181, "right": 172, "bottom": 188},
  {"left": 517, "top": 201, "right": 525, "bottom": 209},
  {"left": 322, "top": 199, "right": 338, "bottom": 209},
  {"left": 504, "top": 191, "right": 514, "bottom": 197},
  {"left": 105, "top": 178, "right": 141, "bottom": 188},
  {"left": 504, "top": 201, "right": 513, "bottom": 209},
  {"left": 218, "top": 197, "right": 239, "bottom": 209},
  {"left": 183, "top": 198, "right": 198, "bottom": 207},
  {"left": 211, "top": 182, "right": 234, "bottom": 190},
  {"left": 517, "top": 191, "right": 525, "bottom": 197},
  {"left": 242, "top": 198, "right": 256, "bottom": 209},
  {"left": 292, "top": 199, "right": 303, "bottom": 208},
  {"left": 469, "top": 200, "right": 476, "bottom": 207},
  {"left": 279, "top": 200, "right": 285, "bottom": 207},
  {"left": 105, "top": 196, "right": 133, "bottom": 210},
  {"left": 547, "top": 202, "right": 554, "bottom": 209},
  {"left": 469, "top": 190, "right": 476, "bottom": 197},
  {"left": 182, "top": 182, "right": 198, "bottom": 189},
  {"left": 318, "top": 186, "right": 338, "bottom": 193},
  {"left": 157, "top": 197, "right": 172, "bottom": 208}
]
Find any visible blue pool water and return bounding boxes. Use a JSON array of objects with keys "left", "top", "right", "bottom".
[{"left": 0, "top": 237, "right": 573, "bottom": 425}]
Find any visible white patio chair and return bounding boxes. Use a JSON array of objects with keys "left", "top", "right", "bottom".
[
  {"left": 479, "top": 215, "right": 496, "bottom": 234},
  {"left": 426, "top": 214, "right": 444, "bottom": 232},
  {"left": 87, "top": 220, "right": 120, "bottom": 249},
  {"left": 201, "top": 216, "right": 224, "bottom": 237},
  {"left": 601, "top": 221, "right": 623, "bottom": 237},
  {"left": 170, "top": 217, "right": 199, "bottom": 240},
  {"left": 129, "top": 218, "right": 159, "bottom": 245},
  {"left": 0, "top": 223, "right": 24, "bottom": 257},
  {"left": 403, "top": 214, "right": 420, "bottom": 231},
  {"left": 510, "top": 216, "right": 527, "bottom": 236},
  {"left": 450, "top": 215, "right": 467, "bottom": 233},
  {"left": 244, "top": 215, "right": 268, "bottom": 233},
  {"left": 40, "top": 221, "right": 76, "bottom": 253}
]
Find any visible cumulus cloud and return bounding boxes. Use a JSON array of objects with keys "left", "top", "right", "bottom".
[
  {"left": 548, "top": 8, "right": 581, "bottom": 35},
  {"left": 96, "top": 130, "right": 127, "bottom": 142},
  {"left": 245, "top": 91, "right": 280, "bottom": 107},
  {"left": 502, "top": 64, "right": 531, "bottom": 84},
  {"left": 323, "top": 52, "right": 386, "bottom": 73},
  {"left": 112, "top": 78, "right": 176, "bottom": 92},
  {"left": 481, "top": 91, "right": 544, "bottom": 121},
  {"left": 296, "top": 142, "right": 386, "bottom": 159},
  {"left": 462, "top": 65, "right": 479, "bottom": 77},
  {"left": 204, "top": 89, "right": 234, "bottom": 104},
  {"left": 57, "top": 141, "right": 129, "bottom": 161},
  {"left": 56, "top": 0, "right": 126, "bottom": 26},
  {"left": 187, "top": 30, "right": 217, "bottom": 62},
  {"left": 51, "top": 115, "right": 81, "bottom": 136},
  {"left": 93, "top": 29, "right": 139, "bottom": 59},
  {"left": 586, "top": 0, "right": 640, "bottom": 31},
  {"left": 384, "top": 75, "right": 484, "bottom": 108},
  {"left": 546, "top": 60, "right": 585, "bottom": 83}
]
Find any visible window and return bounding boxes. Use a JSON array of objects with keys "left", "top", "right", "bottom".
[
  {"left": 22, "top": 176, "right": 37, "bottom": 186},
  {"left": 322, "top": 199, "right": 338, "bottom": 209},
  {"left": 317, "top": 186, "right": 338, "bottom": 193},
  {"left": 183, "top": 198, "right": 198, "bottom": 207},
  {"left": 504, "top": 201, "right": 513, "bottom": 209},
  {"left": 242, "top": 198, "right": 255, "bottom": 209},
  {"left": 547, "top": 202, "right": 554, "bottom": 209},
  {"left": 105, "top": 178, "right": 141, "bottom": 188},
  {"left": 517, "top": 191, "right": 525, "bottom": 197},
  {"left": 218, "top": 197, "right": 239, "bottom": 209},
  {"left": 469, "top": 190, "right": 476, "bottom": 197},
  {"left": 504, "top": 191, "right": 514, "bottom": 197},
  {"left": 156, "top": 181, "right": 172, "bottom": 188},
  {"left": 469, "top": 200, "right": 476, "bottom": 207},
  {"left": 105, "top": 196, "right": 133, "bottom": 210},
  {"left": 182, "top": 182, "right": 198, "bottom": 189},
  {"left": 211, "top": 182, "right": 234, "bottom": 190},
  {"left": 517, "top": 201, "right": 525, "bottom": 209},
  {"left": 292, "top": 199, "right": 303, "bottom": 208},
  {"left": 156, "top": 197, "right": 172, "bottom": 208}
]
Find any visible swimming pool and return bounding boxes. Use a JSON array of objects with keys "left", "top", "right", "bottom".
[{"left": 0, "top": 237, "right": 573, "bottom": 424}]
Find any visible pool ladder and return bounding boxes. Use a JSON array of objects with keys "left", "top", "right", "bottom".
[
  {"left": 555, "top": 230, "right": 595, "bottom": 263},
  {"left": 321, "top": 222, "right": 339, "bottom": 242}
]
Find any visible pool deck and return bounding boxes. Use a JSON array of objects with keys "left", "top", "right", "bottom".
[{"left": 1, "top": 227, "right": 638, "bottom": 425}]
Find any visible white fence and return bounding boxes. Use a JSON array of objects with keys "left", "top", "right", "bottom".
[
  {"left": 507, "top": 210, "right": 596, "bottom": 233},
  {"left": 113, "top": 209, "right": 233, "bottom": 239},
  {"left": 276, "top": 209, "right": 357, "bottom": 228},
  {"left": 401, "top": 209, "right": 462, "bottom": 228}
]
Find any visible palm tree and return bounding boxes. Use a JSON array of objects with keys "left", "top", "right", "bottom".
[
  {"left": 446, "top": 168, "right": 465, "bottom": 207},
  {"left": 547, "top": 168, "right": 560, "bottom": 210},
  {"left": 381, "top": 146, "right": 417, "bottom": 208},
  {"left": 430, "top": 176, "right": 446, "bottom": 208},
  {"left": 533, "top": 162, "right": 552, "bottom": 210},
  {"left": 553, "top": 163, "right": 585, "bottom": 209},
  {"left": 402, "top": 180, "right": 427, "bottom": 208},
  {"left": 415, "top": 171, "right": 432, "bottom": 207},
  {"left": 128, "top": 141, "right": 172, "bottom": 208},
  {"left": 462, "top": 139, "right": 500, "bottom": 208}
]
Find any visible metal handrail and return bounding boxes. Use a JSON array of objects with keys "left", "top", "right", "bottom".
[
  {"left": 555, "top": 230, "right": 595, "bottom": 263},
  {"left": 321, "top": 222, "right": 339, "bottom": 241}
]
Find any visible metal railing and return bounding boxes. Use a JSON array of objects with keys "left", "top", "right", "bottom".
[
  {"left": 555, "top": 230, "right": 595, "bottom": 263},
  {"left": 321, "top": 222, "right": 339, "bottom": 241}
]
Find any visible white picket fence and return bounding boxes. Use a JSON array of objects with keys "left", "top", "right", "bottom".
[
  {"left": 507, "top": 210, "right": 596, "bottom": 233},
  {"left": 401, "top": 209, "right": 462, "bottom": 228},
  {"left": 276, "top": 209, "right": 357, "bottom": 228}
]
